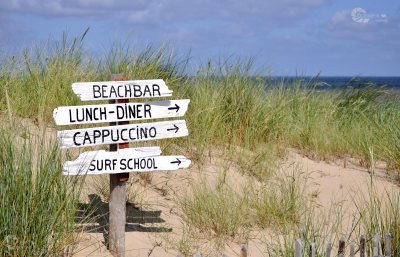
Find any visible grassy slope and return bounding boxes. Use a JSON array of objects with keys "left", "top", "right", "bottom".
[
  {"left": 0, "top": 32, "right": 399, "bottom": 256},
  {"left": 2, "top": 33, "right": 399, "bottom": 171}
]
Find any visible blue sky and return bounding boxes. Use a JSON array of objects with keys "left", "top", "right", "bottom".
[{"left": 0, "top": 0, "right": 399, "bottom": 76}]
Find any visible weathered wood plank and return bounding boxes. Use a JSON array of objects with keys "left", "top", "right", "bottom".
[
  {"left": 53, "top": 99, "right": 190, "bottom": 125},
  {"left": 338, "top": 238, "right": 345, "bottom": 257},
  {"left": 295, "top": 239, "right": 302, "bottom": 257},
  {"left": 360, "top": 235, "right": 366, "bottom": 257},
  {"left": 57, "top": 119, "right": 188, "bottom": 148},
  {"left": 325, "top": 242, "right": 332, "bottom": 257},
  {"left": 309, "top": 243, "right": 315, "bottom": 257},
  {"left": 72, "top": 79, "right": 172, "bottom": 101},
  {"left": 241, "top": 244, "right": 248, "bottom": 257},
  {"left": 350, "top": 241, "right": 355, "bottom": 257},
  {"left": 373, "top": 234, "right": 380, "bottom": 257},
  {"left": 385, "top": 233, "right": 392, "bottom": 257},
  {"left": 63, "top": 149, "right": 190, "bottom": 175}
]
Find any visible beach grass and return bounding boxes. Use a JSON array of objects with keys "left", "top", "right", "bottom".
[{"left": 0, "top": 128, "right": 83, "bottom": 256}]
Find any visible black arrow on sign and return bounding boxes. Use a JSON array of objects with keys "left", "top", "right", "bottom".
[
  {"left": 167, "top": 124, "right": 179, "bottom": 133},
  {"left": 168, "top": 104, "right": 180, "bottom": 112},
  {"left": 170, "top": 158, "right": 182, "bottom": 166}
]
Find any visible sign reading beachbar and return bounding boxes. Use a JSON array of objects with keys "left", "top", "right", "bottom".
[
  {"left": 63, "top": 147, "right": 191, "bottom": 175},
  {"left": 53, "top": 99, "right": 189, "bottom": 125},
  {"left": 72, "top": 79, "right": 172, "bottom": 101},
  {"left": 58, "top": 120, "right": 188, "bottom": 148}
]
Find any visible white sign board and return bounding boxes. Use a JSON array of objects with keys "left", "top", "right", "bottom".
[
  {"left": 72, "top": 79, "right": 172, "bottom": 101},
  {"left": 58, "top": 120, "right": 188, "bottom": 148},
  {"left": 63, "top": 147, "right": 191, "bottom": 175},
  {"left": 53, "top": 99, "right": 190, "bottom": 125}
]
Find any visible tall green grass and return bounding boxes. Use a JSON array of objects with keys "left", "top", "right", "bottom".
[{"left": 0, "top": 129, "right": 83, "bottom": 256}]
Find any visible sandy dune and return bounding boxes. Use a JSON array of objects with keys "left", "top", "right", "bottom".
[{"left": 72, "top": 147, "right": 399, "bottom": 257}]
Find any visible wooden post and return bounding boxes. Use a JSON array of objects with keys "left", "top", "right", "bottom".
[
  {"left": 373, "top": 234, "right": 380, "bottom": 257},
  {"left": 295, "top": 239, "right": 302, "bottom": 257},
  {"left": 350, "top": 241, "right": 355, "bottom": 257},
  {"left": 385, "top": 233, "right": 392, "bottom": 257},
  {"left": 109, "top": 74, "right": 130, "bottom": 257},
  {"left": 338, "top": 238, "right": 345, "bottom": 257},
  {"left": 360, "top": 235, "right": 366, "bottom": 257},
  {"left": 325, "top": 242, "right": 332, "bottom": 257},
  {"left": 309, "top": 243, "right": 315, "bottom": 257},
  {"left": 240, "top": 244, "right": 248, "bottom": 257}
]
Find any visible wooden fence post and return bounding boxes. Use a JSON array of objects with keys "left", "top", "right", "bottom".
[
  {"left": 338, "top": 238, "right": 345, "bottom": 257},
  {"left": 325, "top": 242, "right": 332, "bottom": 257},
  {"left": 373, "top": 234, "right": 380, "bottom": 257},
  {"left": 240, "top": 244, "right": 248, "bottom": 257},
  {"left": 295, "top": 239, "right": 302, "bottom": 257},
  {"left": 309, "top": 243, "right": 315, "bottom": 257},
  {"left": 349, "top": 241, "right": 355, "bottom": 257},
  {"left": 385, "top": 233, "right": 392, "bottom": 257},
  {"left": 360, "top": 235, "right": 366, "bottom": 257},
  {"left": 108, "top": 74, "right": 130, "bottom": 257}
]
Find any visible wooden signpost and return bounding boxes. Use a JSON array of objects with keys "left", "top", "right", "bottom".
[{"left": 54, "top": 75, "right": 191, "bottom": 257}]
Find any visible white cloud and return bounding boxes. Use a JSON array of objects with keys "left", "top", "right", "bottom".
[{"left": 0, "top": 0, "right": 331, "bottom": 23}]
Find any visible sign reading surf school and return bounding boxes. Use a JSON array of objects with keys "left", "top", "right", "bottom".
[
  {"left": 54, "top": 78, "right": 191, "bottom": 176},
  {"left": 63, "top": 147, "right": 191, "bottom": 175}
]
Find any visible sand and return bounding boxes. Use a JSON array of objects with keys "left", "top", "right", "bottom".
[{"left": 71, "top": 147, "right": 399, "bottom": 257}]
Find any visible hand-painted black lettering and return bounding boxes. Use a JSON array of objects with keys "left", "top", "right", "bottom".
[
  {"left": 152, "top": 84, "right": 161, "bottom": 96},
  {"left": 144, "top": 104, "right": 151, "bottom": 118},
  {"left": 72, "top": 132, "right": 81, "bottom": 146},
  {"left": 93, "top": 85, "right": 101, "bottom": 98},
  {"left": 120, "top": 159, "right": 127, "bottom": 170}
]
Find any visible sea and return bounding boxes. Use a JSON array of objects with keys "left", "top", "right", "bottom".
[{"left": 268, "top": 76, "right": 400, "bottom": 90}]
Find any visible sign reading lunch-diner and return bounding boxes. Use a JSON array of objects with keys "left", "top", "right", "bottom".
[{"left": 53, "top": 99, "right": 189, "bottom": 125}]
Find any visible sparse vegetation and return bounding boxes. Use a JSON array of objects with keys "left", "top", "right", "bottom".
[{"left": 352, "top": 173, "right": 400, "bottom": 255}]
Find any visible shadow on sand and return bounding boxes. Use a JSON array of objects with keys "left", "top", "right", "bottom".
[{"left": 75, "top": 194, "right": 172, "bottom": 248}]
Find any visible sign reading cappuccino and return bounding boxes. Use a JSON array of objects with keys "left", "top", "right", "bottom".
[{"left": 58, "top": 120, "right": 188, "bottom": 148}]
